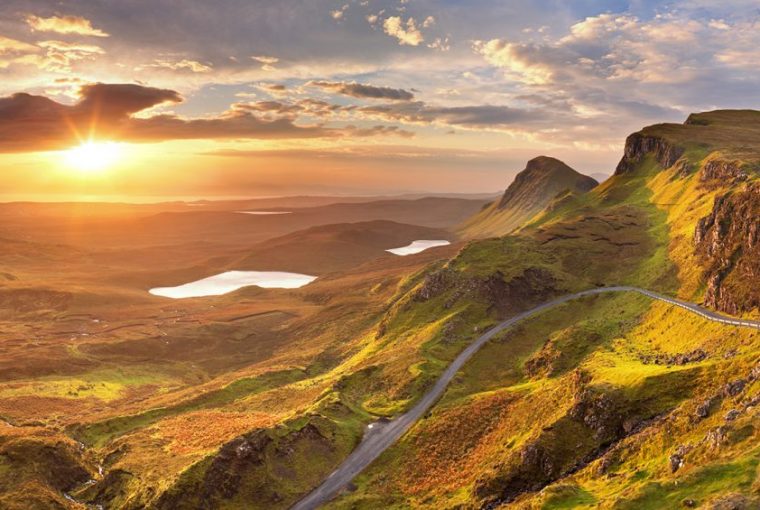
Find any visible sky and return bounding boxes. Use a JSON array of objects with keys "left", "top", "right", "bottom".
[{"left": 1, "top": 0, "right": 759, "bottom": 200}]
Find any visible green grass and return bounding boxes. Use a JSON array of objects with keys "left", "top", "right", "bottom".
[
  {"left": 613, "top": 456, "right": 759, "bottom": 509},
  {"left": 71, "top": 367, "right": 307, "bottom": 448},
  {"left": 0, "top": 365, "right": 179, "bottom": 402},
  {"left": 540, "top": 483, "right": 598, "bottom": 509}
]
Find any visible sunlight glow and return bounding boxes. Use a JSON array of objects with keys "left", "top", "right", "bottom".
[{"left": 63, "top": 141, "right": 123, "bottom": 173}]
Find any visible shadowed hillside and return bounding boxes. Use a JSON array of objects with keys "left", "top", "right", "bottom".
[{"left": 234, "top": 220, "right": 455, "bottom": 274}]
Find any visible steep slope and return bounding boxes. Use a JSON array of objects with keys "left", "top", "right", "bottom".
[
  {"left": 324, "top": 110, "right": 760, "bottom": 509},
  {"left": 460, "top": 156, "right": 598, "bottom": 238},
  {"left": 614, "top": 109, "right": 760, "bottom": 316},
  {"left": 233, "top": 220, "right": 454, "bottom": 274}
]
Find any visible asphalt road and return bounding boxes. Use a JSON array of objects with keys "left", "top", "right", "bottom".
[{"left": 291, "top": 286, "right": 760, "bottom": 510}]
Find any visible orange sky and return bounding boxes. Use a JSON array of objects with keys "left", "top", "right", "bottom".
[{"left": 1, "top": 1, "right": 758, "bottom": 200}]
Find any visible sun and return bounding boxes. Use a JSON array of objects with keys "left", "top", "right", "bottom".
[{"left": 63, "top": 141, "right": 123, "bottom": 173}]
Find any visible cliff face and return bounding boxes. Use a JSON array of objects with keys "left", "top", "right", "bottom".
[
  {"left": 614, "top": 132, "right": 685, "bottom": 175},
  {"left": 611, "top": 111, "right": 760, "bottom": 314},
  {"left": 694, "top": 182, "right": 760, "bottom": 314}
]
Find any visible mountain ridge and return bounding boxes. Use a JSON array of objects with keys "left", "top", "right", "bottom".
[{"left": 459, "top": 155, "right": 598, "bottom": 238}]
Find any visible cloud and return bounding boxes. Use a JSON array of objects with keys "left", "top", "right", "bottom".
[
  {"left": 474, "top": 12, "right": 732, "bottom": 87},
  {"left": 35, "top": 40, "right": 105, "bottom": 70},
  {"left": 0, "top": 83, "right": 413, "bottom": 152},
  {"left": 331, "top": 4, "right": 349, "bottom": 20},
  {"left": 427, "top": 36, "right": 450, "bottom": 52},
  {"left": 137, "top": 59, "right": 212, "bottom": 73},
  {"left": 307, "top": 80, "right": 414, "bottom": 100},
  {"left": 357, "top": 101, "right": 543, "bottom": 129},
  {"left": 234, "top": 98, "right": 355, "bottom": 119},
  {"left": 232, "top": 95, "right": 542, "bottom": 133},
  {"left": 251, "top": 55, "right": 279, "bottom": 71},
  {"left": 25, "top": 14, "right": 109, "bottom": 37},
  {"left": 0, "top": 39, "right": 106, "bottom": 72},
  {"left": 253, "top": 83, "right": 288, "bottom": 96},
  {"left": 0, "top": 36, "right": 37, "bottom": 54},
  {"left": 0, "top": 36, "right": 39, "bottom": 69},
  {"left": 252, "top": 55, "right": 279, "bottom": 64},
  {"left": 468, "top": 9, "right": 760, "bottom": 145},
  {"left": 383, "top": 16, "right": 424, "bottom": 46},
  {"left": 473, "top": 40, "right": 555, "bottom": 85},
  {"left": 0, "top": 83, "right": 178, "bottom": 151}
]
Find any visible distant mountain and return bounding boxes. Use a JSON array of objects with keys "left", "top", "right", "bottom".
[
  {"left": 589, "top": 172, "right": 611, "bottom": 183},
  {"left": 459, "top": 155, "right": 598, "bottom": 238},
  {"left": 234, "top": 220, "right": 454, "bottom": 274}
]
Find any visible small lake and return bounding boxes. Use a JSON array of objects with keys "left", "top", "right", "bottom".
[
  {"left": 386, "top": 240, "right": 451, "bottom": 256},
  {"left": 236, "top": 211, "right": 293, "bottom": 215},
  {"left": 149, "top": 270, "right": 317, "bottom": 298}
]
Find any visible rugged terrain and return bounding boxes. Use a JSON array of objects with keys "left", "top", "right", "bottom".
[{"left": 0, "top": 111, "right": 759, "bottom": 510}]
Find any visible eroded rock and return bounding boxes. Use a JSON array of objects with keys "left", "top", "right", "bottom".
[
  {"left": 694, "top": 183, "right": 760, "bottom": 314},
  {"left": 615, "top": 133, "right": 685, "bottom": 174}
]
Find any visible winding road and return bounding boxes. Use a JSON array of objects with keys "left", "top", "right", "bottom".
[{"left": 291, "top": 286, "right": 760, "bottom": 510}]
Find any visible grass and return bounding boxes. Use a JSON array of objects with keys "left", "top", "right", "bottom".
[
  {"left": 71, "top": 367, "right": 307, "bottom": 447},
  {"left": 0, "top": 367, "right": 168, "bottom": 402},
  {"left": 613, "top": 457, "right": 759, "bottom": 509},
  {"left": 540, "top": 484, "right": 598, "bottom": 509}
]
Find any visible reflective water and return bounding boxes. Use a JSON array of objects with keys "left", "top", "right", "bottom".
[{"left": 150, "top": 270, "right": 317, "bottom": 298}]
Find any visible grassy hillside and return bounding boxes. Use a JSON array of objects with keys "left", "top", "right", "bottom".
[
  {"left": 0, "top": 111, "right": 758, "bottom": 509},
  {"left": 233, "top": 220, "right": 454, "bottom": 274},
  {"left": 328, "top": 110, "right": 760, "bottom": 508}
]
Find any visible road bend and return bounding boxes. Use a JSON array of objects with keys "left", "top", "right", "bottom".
[{"left": 291, "top": 286, "right": 760, "bottom": 510}]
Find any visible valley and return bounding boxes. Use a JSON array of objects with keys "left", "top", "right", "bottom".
[{"left": 0, "top": 111, "right": 759, "bottom": 510}]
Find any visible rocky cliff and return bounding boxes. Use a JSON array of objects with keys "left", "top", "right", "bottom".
[
  {"left": 694, "top": 182, "right": 760, "bottom": 314},
  {"left": 614, "top": 132, "right": 685, "bottom": 175}
]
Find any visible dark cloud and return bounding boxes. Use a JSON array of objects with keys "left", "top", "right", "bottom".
[
  {"left": 77, "top": 83, "right": 182, "bottom": 118},
  {"left": 0, "top": 83, "right": 179, "bottom": 151},
  {"left": 307, "top": 80, "right": 415, "bottom": 101},
  {"left": 234, "top": 97, "right": 541, "bottom": 131},
  {"left": 358, "top": 101, "right": 543, "bottom": 128},
  {"left": 0, "top": 83, "right": 411, "bottom": 152},
  {"left": 235, "top": 99, "right": 355, "bottom": 118}
]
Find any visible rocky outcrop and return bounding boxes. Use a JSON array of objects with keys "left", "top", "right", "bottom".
[
  {"left": 461, "top": 156, "right": 597, "bottom": 237},
  {"left": 639, "top": 349, "right": 707, "bottom": 366},
  {"left": 154, "top": 419, "right": 339, "bottom": 510},
  {"left": 614, "top": 132, "right": 685, "bottom": 175},
  {"left": 476, "top": 380, "right": 655, "bottom": 506},
  {"left": 413, "top": 268, "right": 454, "bottom": 302},
  {"left": 700, "top": 158, "right": 749, "bottom": 183},
  {"left": 457, "top": 267, "right": 557, "bottom": 316},
  {"left": 414, "top": 266, "right": 557, "bottom": 317},
  {"left": 0, "top": 433, "right": 93, "bottom": 510},
  {"left": 694, "top": 183, "right": 760, "bottom": 314}
]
